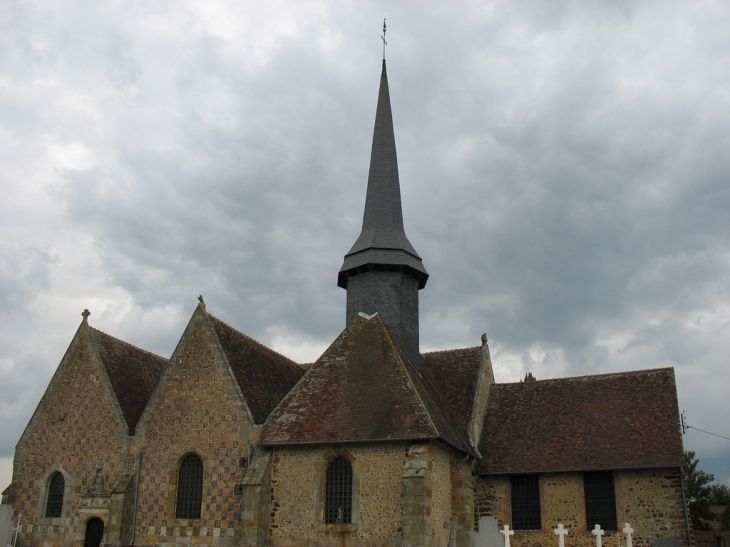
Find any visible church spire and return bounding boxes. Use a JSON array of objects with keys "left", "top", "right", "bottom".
[{"left": 338, "top": 58, "right": 428, "bottom": 370}]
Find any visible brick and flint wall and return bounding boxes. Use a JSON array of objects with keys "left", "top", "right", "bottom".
[
  {"left": 132, "top": 312, "right": 256, "bottom": 546},
  {"left": 10, "top": 329, "right": 134, "bottom": 547}
]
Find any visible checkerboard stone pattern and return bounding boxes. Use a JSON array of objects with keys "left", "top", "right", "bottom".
[
  {"left": 133, "top": 315, "right": 254, "bottom": 545},
  {"left": 10, "top": 331, "right": 134, "bottom": 547}
]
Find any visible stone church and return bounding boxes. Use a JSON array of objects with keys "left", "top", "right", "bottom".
[{"left": 1, "top": 59, "right": 690, "bottom": 547}]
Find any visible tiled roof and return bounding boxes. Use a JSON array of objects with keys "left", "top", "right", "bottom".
[
  {"left": 208, "top": 315, "right": 305, "bottom": 425},
  {"left": 477, "top": 368, "right": 683, "bottom": 474},
  {"left": 420, "top": 346, "right": 482, "bottom": 434},
  {"left": 89, "top": 327, "right": 167, "bottom": 435},
  {"left": 260, "top": 314, "right": 478, "bottom": 457}
]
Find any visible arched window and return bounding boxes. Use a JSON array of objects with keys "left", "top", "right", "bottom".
[
  {"left": 325, "top": 456, "right": 352, "bottom": 524},
  {"left": 45, "top": 472, "right": 65, "bottom": 518},
  {"left": 175, "top": 454, "right": 203, "bottom": 519}
]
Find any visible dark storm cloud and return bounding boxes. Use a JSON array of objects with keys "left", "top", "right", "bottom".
[{"left": 1, "top": 0, "right": 729, "bottom": 487}]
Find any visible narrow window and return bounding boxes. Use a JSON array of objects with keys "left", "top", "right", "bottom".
[
  {"left": 325, "top": 456, "right": 352, "bottom": 525},
  {"left": 511, "top": 475, "right": 541, "bottom": 530},
  {"left": 584, "top": 471, "right": 617, "bottom": 531},
  {"left": 45, "top": 472, "right": 65, "bottom": 518},
  {"left": 175, "top": 455, "right": 203, "bottom": 519}
]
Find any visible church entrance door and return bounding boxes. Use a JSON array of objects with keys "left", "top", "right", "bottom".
[{"left": 83, "top": 518, "right": 104, "bottom": 547}]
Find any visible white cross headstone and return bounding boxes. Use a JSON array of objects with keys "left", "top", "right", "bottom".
[
  {"left": 500, "top": 524, "right": 515, "bottom": 547},
  {"left": 623, "top": 523, "right": 634, "bottom": 547},
  {"left": 592, "top": 524, "right": 605, "bottom": 547},
  {"left": 554, "top": 524, "right": 569, "bottom": 547}
]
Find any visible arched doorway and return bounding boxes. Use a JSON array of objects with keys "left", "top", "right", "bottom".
[{"left": 83, "top": 518, "right": 104, "bottom": 547}]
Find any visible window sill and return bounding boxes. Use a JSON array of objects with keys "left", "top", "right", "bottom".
[{"left": 314, "top": 523, "right": 359, "bottom": 533}]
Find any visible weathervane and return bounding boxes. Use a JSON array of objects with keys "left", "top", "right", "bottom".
[{"left": 381, "top": 18, "right": 387, "bottom": 60}]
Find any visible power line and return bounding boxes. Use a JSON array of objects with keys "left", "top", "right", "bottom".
[
  {"left": 686, "top": 425, "right": 730, "bottom": 442},
  {"left": 681, "top": 412, "right": 730, "bottom": 441}
]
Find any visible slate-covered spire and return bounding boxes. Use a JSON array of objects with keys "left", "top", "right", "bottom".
[{"left": 338, "top": 60, "right": 428, "bottom": 370}]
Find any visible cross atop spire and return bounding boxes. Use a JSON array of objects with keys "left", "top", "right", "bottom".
[{"left": 382, "top": 18, "right": 387, "bottom": 61}]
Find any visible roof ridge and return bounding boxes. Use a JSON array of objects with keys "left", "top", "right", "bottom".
[
  {"left": 206, "top": 313, "right": 301, "bottom": 368},
  {"left": 377, "top": 317, "right": 436, "bottom": 434},
  {"left": 496, "top": 367, "right": 674, "bottom": 385},
  {"left": 382, "top": 320, "right": 479, "bottom": 457},
  {"left": 89, "top": 326, "right": 168, "bottom": 361},
  {"left": 421, "top": 346, "right": 480, "bottom": 357}
]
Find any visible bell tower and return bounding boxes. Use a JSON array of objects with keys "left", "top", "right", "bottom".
[{"left": 338, "top": 60, "right": 428, "bottom": 369}]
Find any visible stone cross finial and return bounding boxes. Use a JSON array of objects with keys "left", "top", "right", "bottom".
[
  {"left": 82, "top": 309, "right": 90, "bottom": 322},
  {"left": 592, "top": 524, "right": 605, "bottom": 547},
  {"left": 500, "top": 525, "right": 514, "bottom": 547},
  {"left": 481, "top": 333, "right": 488, "bottom": 345},
  {"left": 554, "top": 524, "right": 569, "bottom": 547},
  {"left": 623, "top": 523, "right": 634, "bottom": 547}
]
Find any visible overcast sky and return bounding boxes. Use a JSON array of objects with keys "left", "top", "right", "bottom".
[{"left": 1, "top": 1, "right": 729, "bottom": 491}]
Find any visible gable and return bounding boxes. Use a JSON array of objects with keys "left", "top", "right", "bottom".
[
  {"left": 16, "top": 323, "right": 127, "bottom": 456},
  {"left": 477, "top": 368, "right": 684, "bottom": 474},
  {"left": 135, "top": 307, "right": 251, "bottom": 442}
]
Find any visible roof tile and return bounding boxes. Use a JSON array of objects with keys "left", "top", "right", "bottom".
[
  {"left": 89, "top": 327, "right": 167, "bottom": 434},
  {"left": 477, "top": 368, "right": 683, "bottom": 474},
  {"left": 208, "top": 314, "right": 305, "bottom": 425},
  {"left": 260, "top": 314, "right": 478, "bottom": 456}
]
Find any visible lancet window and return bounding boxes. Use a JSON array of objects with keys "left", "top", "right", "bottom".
[
  {"left": 325, "top": 456, "right": 352, "bottom": 525},
  {"left": 45, "top": 472, "right": 65, "bottom": 518},
  {"left": 175, "top": 454, "right": 203, "bottom": 519}
]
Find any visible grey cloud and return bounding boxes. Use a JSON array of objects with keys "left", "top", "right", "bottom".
[{"left": 1, "top": 0, "right": 728, "bottom": 483}]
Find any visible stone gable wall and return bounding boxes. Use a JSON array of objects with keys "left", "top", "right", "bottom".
[
  {"left": 12, "top": 331, "right": 132, "bottom": 547},
  {"left": 475, "top": 469, "right": 688, "bottom": 547},
  {"left": 132, "top": 315, "right": 254, "bottom": 546}
]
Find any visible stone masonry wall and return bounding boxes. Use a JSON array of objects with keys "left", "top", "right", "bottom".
[
  {"left": 11, "top": 330, "right": 132, "bottom": 547},
  {"left": 133, "top": 315, "right": 253, "bottom": 546},
  {"left": 431, "top": 447, "right": 452, "bottom": 547},
  {"left": 616, "top": 469, "right": 687, "bottom": 547},
  {"left": 475, "top": 469, "right": 688, "bottom": 547},
  {"left": 268, "top": 443, "right": 407, "bottom": 547}
]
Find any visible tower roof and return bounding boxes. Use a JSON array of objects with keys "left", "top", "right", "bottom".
[{"left": 338, "top": 61, "right": 428, "bottom": 289}]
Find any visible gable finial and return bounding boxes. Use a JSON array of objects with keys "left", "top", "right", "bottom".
[
  {"left": 381, "top": 18, "right": 387, "bottom": 61},
  {"left": 82, "top": 309, "right": 90, "bottom": 323}
]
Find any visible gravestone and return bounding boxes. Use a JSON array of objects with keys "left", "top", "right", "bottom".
[
  {"left": 474, "top": 516, "right": 503, "bottom": 547},
  {"left": 554, "top": 523, "right": 569, "bottom": 547},
  {"left": 0, "top": 505, "right": 14, "bottom": 547},
  {"left": 650, "top": 538, "right": 681, "bottom": 547}
]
